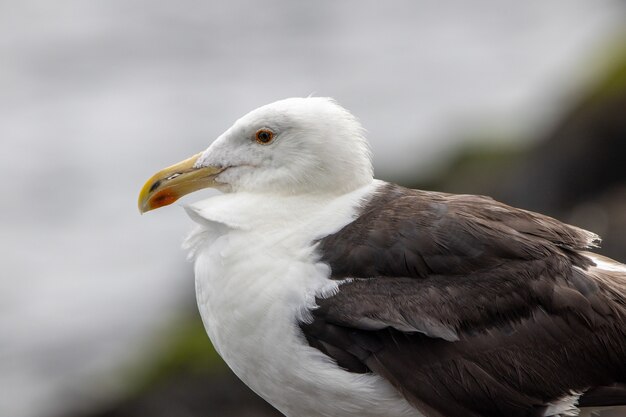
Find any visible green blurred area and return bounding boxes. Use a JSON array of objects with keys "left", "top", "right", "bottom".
[{"left": 131, "top": 313, "right": 226, "bottom": 393}]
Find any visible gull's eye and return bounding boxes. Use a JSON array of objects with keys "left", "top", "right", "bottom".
[{"left": 255, "top": 129, "right": 274, "bottom": 145}]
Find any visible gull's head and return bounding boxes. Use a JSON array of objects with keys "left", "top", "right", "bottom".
[{"left": 139, "top": 97, "right": 373, "bottom": 213}]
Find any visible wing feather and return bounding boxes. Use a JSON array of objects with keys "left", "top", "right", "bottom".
[{"left": 301, "top": 183, "right": 626, "bottom": 417}]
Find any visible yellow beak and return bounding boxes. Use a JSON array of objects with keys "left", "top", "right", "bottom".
[{"left": 138, "top": 152, "right": 224, "bottom": 213}]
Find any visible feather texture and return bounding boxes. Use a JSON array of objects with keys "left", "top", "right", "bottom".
[{"left": 302, "top": 183, "right": 626, "bottom": 417}]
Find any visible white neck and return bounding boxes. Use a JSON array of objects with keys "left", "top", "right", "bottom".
[{"left": 184, "top": 178, "right": 378, "bottom": 233}]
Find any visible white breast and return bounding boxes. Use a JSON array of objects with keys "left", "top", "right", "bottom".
[{"left": 183, "top": 180, "right": 422, "bottom": 417}]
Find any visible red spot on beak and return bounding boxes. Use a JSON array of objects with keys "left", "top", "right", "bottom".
[{"left": 150, "top": 190, "right": 179, "bottom": 209}]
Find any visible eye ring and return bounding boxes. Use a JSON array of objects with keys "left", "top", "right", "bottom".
[{"left": 255, "top": 129, "right": 274, "bottom": 145}]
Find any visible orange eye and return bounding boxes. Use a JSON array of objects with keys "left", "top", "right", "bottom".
[{"left": 255, "top": 129, "right": 274, "bottom": 144}]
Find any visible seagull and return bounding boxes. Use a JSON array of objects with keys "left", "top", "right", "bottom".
[{"left": 138, "top": 97, "right": 626, "bottom": 417}]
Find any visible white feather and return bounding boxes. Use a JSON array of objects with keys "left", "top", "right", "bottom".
[{"left": 544, "top": 394, "right": 581, "bottom": 416}]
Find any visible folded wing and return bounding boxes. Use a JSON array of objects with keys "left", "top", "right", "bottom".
[{"left": 301, "top": 184, "right": 626, "bottom": 417}]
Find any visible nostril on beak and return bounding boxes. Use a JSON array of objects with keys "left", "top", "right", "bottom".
[{"left": 149, "top": 180, "right": 162, "bottom": 193}]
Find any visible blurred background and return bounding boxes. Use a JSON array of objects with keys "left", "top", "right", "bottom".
[{"left": 1, "top": 1, "right": 626, "bottom": 416}]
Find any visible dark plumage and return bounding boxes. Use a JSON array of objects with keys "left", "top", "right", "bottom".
[{"left": 301, "top": 184, "right": 626, "bottom": 417}]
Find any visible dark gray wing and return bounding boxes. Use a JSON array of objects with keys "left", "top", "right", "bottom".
[
  {"left": 317, "top": 183, "right": 599, "bottom": 279},
  {"left": 301, "top": 183, "right": 626, "bottom": 417}
]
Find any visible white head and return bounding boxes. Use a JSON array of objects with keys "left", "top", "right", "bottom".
[
  {"left": 197, "top": 97, "right": 373, "bottom": 194},
  {"left": 139, "top": 97, "right": 374, "bottom": 212}
]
